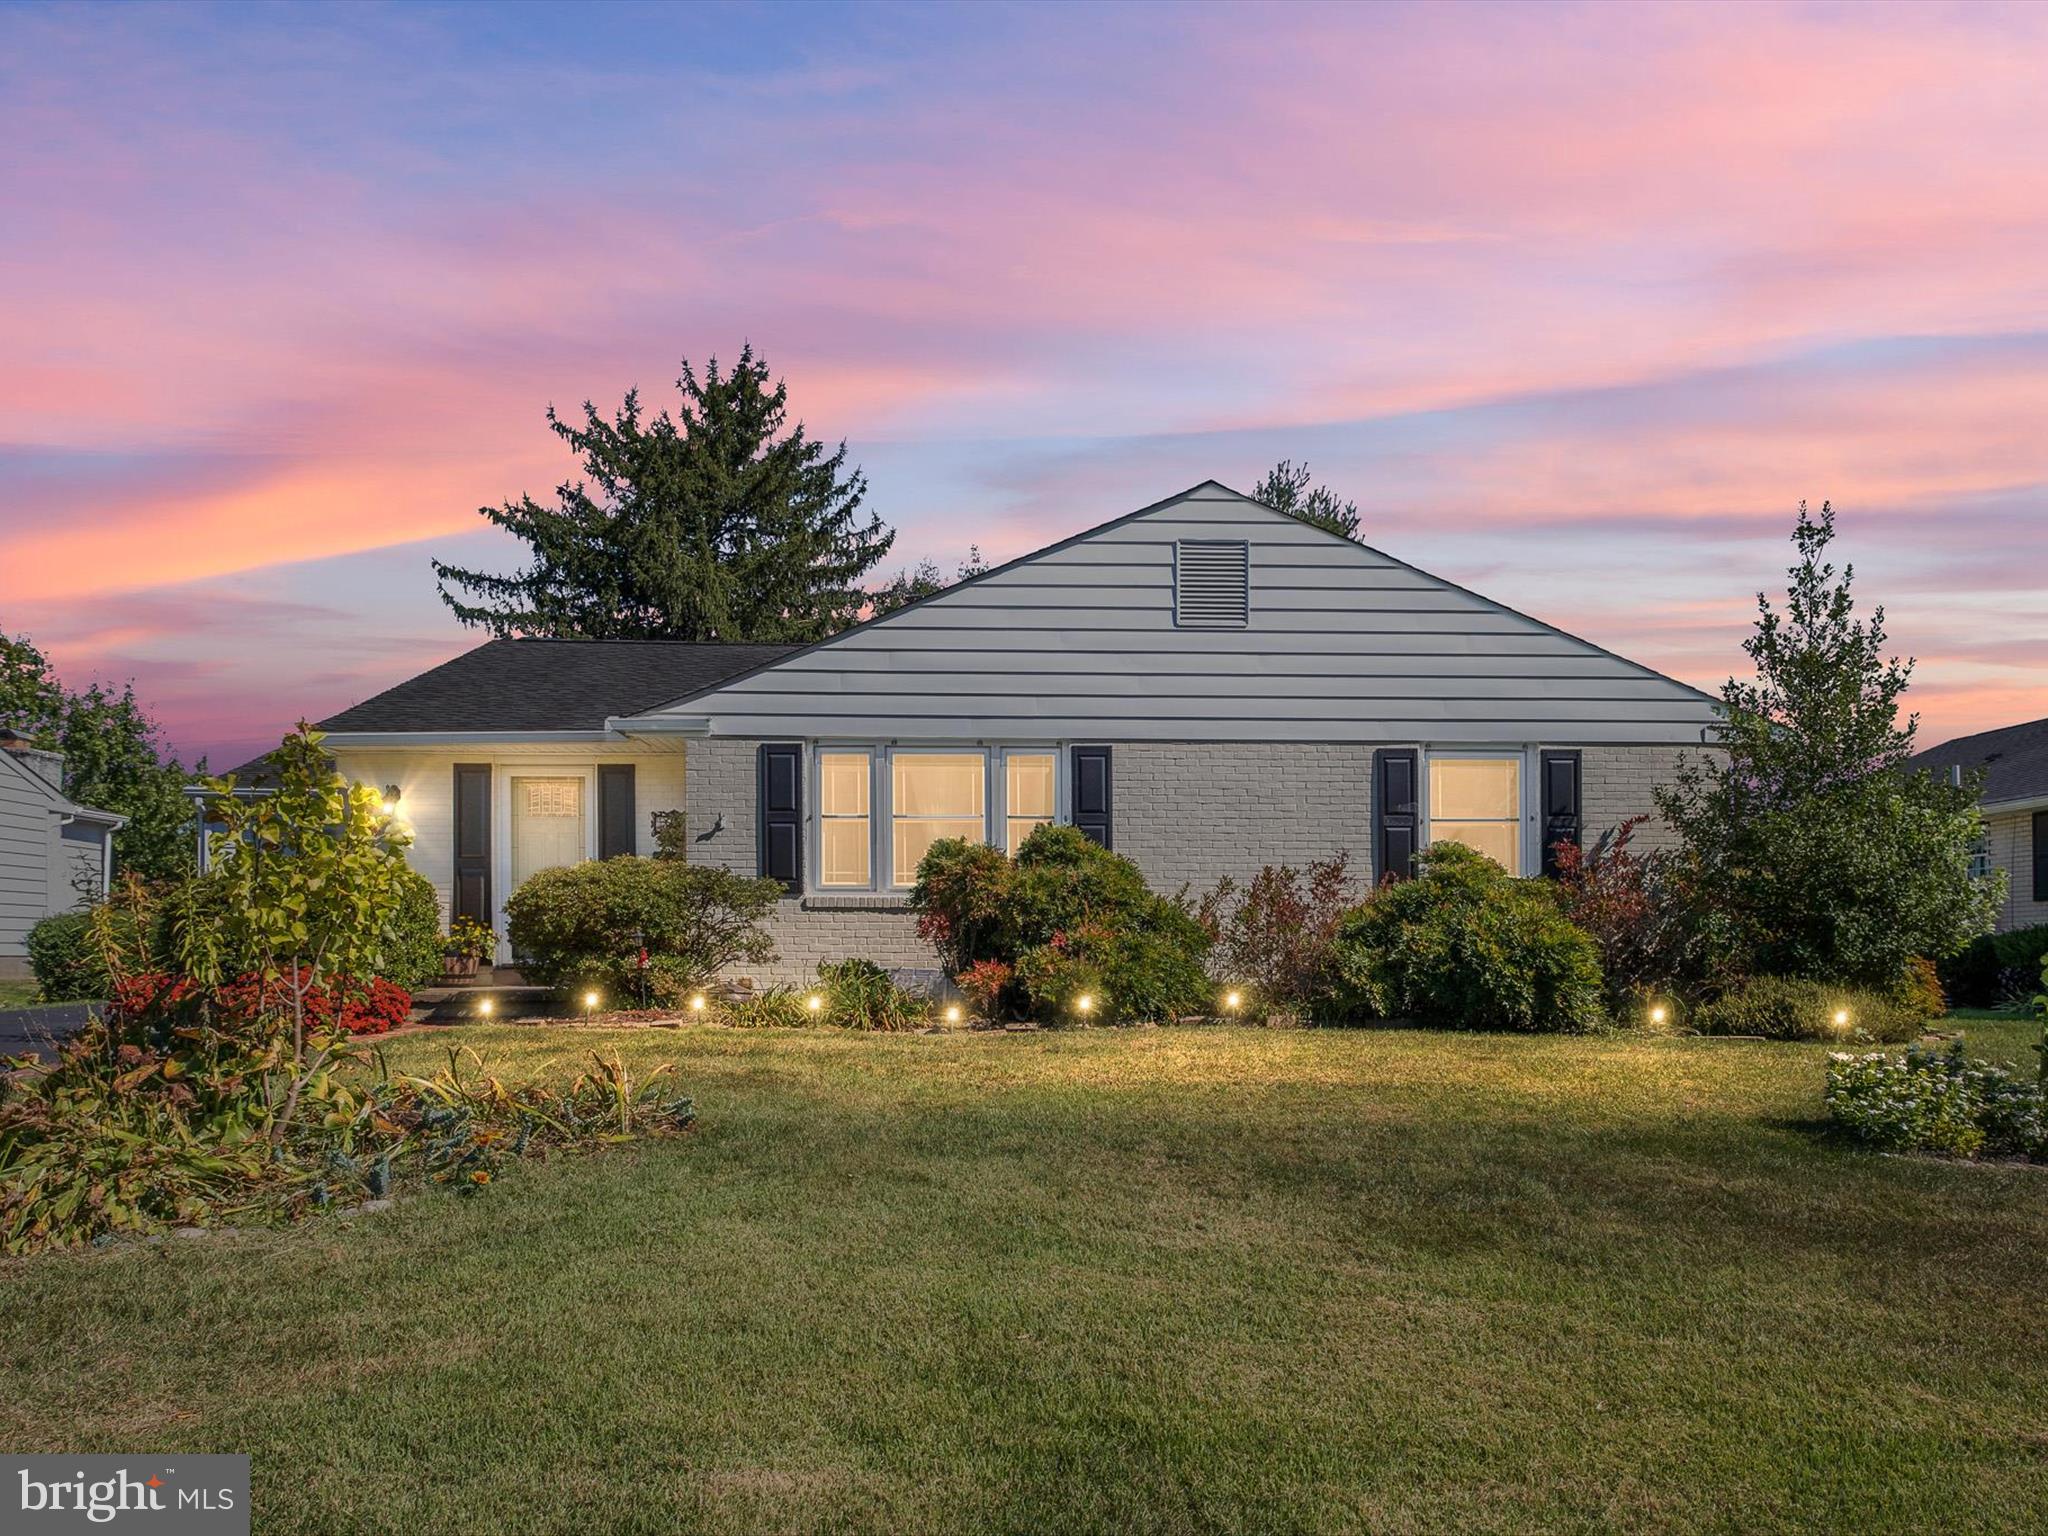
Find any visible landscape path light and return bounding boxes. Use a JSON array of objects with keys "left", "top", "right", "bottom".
[
  {"left": 690, "top": 994, "right": 708, "bottom": 1014},
  {"left": 807, "top": 993, "right": 823, "bottom": 1014},
  {"left": 945, "top": 1003, "right": 962, "bottom": 1023},
  {"left": 583, "top": 990, "right": 600, "bottom": 1016},
  {"left": 477, "top": 996, "right": 494, "bottom": 1019}
]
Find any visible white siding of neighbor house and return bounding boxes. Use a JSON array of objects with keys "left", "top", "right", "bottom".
[
  {"left": 646, "top": 484, "right": 1721, "bottom": 746},
  {"left": 328, "top": 740, "right": 686, "bottom": 944},
  {"left": 1982, "top": 807, "right": 2048, "bottom": 933},
  {"left": 0, "top": 756, "right": 55, "bottom": 960}
]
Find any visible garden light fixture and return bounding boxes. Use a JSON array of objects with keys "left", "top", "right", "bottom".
[
  {"left": 1075, "top": 993, "right": 1094, "bottom": 1015},
  {"left": 1832, "top": 1007, "right": 1850, "bottom": 1028},
  {"left": 583, "top": 990, "right": 600, "bottom": 1013},
  {"left": 1650, "top": 1003, "right": 1668, "bottom": 1025},
  {"left": 690, "top": 994, "right": 707, "bottom": 1013},
  {"left": 945, "top": 1004, "right": 961, "bottom": 1023},
  {"left": 1224, "top": 990, "right": 1242, "bottom": 1012},
  {"left": 477, "top": 997, "right": 494, "bottom": 1018},
  {"left": 807, "top": 993, "right": 823, "bottom": 1013}
]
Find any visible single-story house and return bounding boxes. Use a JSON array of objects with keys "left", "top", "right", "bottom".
[
  {"left": 299, "top": 482, "right": 1722, "bottom": 980},
  {"left": 0, "top": 729, "right": 125, "bottom": 978},
  {"left": 1911, "top": 716, "right": 2048, "bottom": 933}
]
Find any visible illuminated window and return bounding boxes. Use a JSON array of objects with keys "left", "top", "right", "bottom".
[
  {"left": 1006, "top": 752, "right": 1056, "bottom": 855},
  {"left": 818, "top": 752, "right": 871, "bottom": 887},
  {"left": 1428, "top": 756, "right": 1523, "bottom": 875},
  {"left": 892, "top": 752, "right": 986, "bottom": 887}
]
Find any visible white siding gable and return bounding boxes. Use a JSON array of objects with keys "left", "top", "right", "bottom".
[{"left": 642, "top": 483, "right": 1720, "bottom": 745}]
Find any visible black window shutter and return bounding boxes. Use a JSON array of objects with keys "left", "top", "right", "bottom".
[
  {"left": 1374, "top": 748, "right": 1418, "bottom": 883},
  {"left": 1070, "top": 746, "right": 1113, "bottom": 848},
  {"left": 598, "top": 764, "right": 636, "bottom": 859},
  {"left": 452, "top": 764, "right": 492, "bottom": 924},
  {"left": 758, "top": 744, "right": 803, "bottom": 895},
  {"left": 2034, "top": 811, "right": 2048, "bottom": 903},
  {"left": 1539, "top": 750, "right": 1582, "bottom": 878}
]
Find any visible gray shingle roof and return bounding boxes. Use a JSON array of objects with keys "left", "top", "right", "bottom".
[
  {"left": 1910, "top": 715, "right": 2048, "bottom": 806},
  {"left": 316, "top": 638, "right": 802, "bottom": 735}
]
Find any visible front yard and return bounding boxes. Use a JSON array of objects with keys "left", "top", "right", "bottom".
[{"left": 3, "top": 1022, "right": 2044, "bottom": 1534}]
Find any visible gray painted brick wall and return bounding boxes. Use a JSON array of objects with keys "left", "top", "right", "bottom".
[{"left": 684, "top": 737, "right": 1695, "bottom": 983}]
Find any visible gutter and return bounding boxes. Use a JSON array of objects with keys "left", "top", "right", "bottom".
[
  {"left": 320, "top": 729, "right": 625, "bottom": 747},
  {"left": 606, "top": 715, "right": 711, "bottom": 736},
  {"left": 1979, "top": 791, "right": 2048, "bottom": 817}
]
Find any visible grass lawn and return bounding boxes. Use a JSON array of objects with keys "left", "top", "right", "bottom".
[
  {"left": 3, "top": 1021, "right": 2045, "bottom": 1534},
  {"left": 0, "top": 979, "right": 42, "bottom": 1008}
]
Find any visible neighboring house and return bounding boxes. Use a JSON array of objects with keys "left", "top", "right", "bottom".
[
  {"left": 302, "top": 482, "right": 1721, "bottom": 981},
  {"left": 0, "top": 730, "right": 126, "bottom": 978},
  {"left": 1911, "top": 716, "right": 2048, "bottom": 933}
]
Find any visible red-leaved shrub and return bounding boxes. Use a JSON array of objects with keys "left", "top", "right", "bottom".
[{"left": 110, "top": 972, "right": 412, "bottom": 1036}]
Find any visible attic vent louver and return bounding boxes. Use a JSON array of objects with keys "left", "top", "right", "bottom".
[{"left": 1174, "top": 540, "right": 1249, "bottom": 628}]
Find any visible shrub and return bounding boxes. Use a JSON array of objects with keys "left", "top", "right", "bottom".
[
  {"left": 1328, "top": 842, "right": 1605, "bottom": 1033},
  {"left": 1548, "top": 817, "right": 1720, "bottom": 1013},
  {"left": 1939, "top": 923, "right": 2048, "bottom": 1009},
  {"left": 728, "top": 988, "right": 814, "bottom": 1029},
  {"left": 816, "top": 958, "right": 928, "bottom": 1031},
  {"left": 1011, "top": 916, "right": 1212, "bottom": 1026},
  {"left": 1195, "top": 854, "right": 1354, "bottom": 1019},
  {"left": 1893, "top": 955, "right": 1947, "bottom": 1022},
  {"left": 1693, "top": 975, "right": 1925, "bottom": 1043},
  {"left": 910, "top": 824, "right": 1212, "bottom": 1024},
  {"left": 1827, "top": 1039, "right": 2046, "bottom": 1159},
  {"left": 503, "top": 857, "right": 782, "bottom": 1003},
  {"left": 25, "top": 910, "right": 117, "bottom": 1002},
  {"left": 955, "top": 959, "right": 1015, "bottom": 1020},
  {"left": 382, "top": 868, "right": 446, "bottom": 990}
]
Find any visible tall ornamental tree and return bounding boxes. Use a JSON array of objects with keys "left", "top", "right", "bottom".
[
  {"left": 1656, "top": 501, "right": 1999, "bottom": 986},
  {"left": 1250, "top": 459, "right": 1361, "bottom": 540},
  {"left": 434, "top": 345, "right": 895, "bottom": 642}
]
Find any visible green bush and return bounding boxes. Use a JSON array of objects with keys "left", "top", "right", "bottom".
[
  {"left": 1693, "top": 975, "right": 1925, "bottom": 1043},
  {"left": 1939, "top": 923, "right": 2048, "bottom": 1009},
  {"left": 25, "top": 911, "right": 105, "bottom": 1002},
  {"left": 382, "top": 868, "right": 445, "bottom": 990},
  {"left": 503, "top": 857, "right": 783, "bottom": 1004},
  {"left": 1827, "top": 1040, "right": 2046, "bottom": 1159},
  {"left": 911, "top": 824, "right": 1212, "bottom": 1024},
  {"left": 728, "top": 988, "right": 815, "bottom": 1029},
  {"left": 1327, "top": 842, "right": 1605, "bottom": 1033},
  {"left": 816, "top": 959, "right": 928, "bottom": 1031}
]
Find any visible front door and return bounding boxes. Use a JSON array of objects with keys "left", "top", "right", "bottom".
[{"left": 509, "top": 775, "right": 588, "bottom": 893}]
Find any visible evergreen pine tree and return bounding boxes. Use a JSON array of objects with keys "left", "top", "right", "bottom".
[{"left": 435, "top": 346, "right": 894, "bottom": 641}]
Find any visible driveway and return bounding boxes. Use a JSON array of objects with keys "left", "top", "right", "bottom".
[{"left": 0, "top": 1001, "right": 94, "bottom": 1061}]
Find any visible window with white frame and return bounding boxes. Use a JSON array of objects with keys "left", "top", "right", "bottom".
[
  {"left": 1005, "top": 751, "right": 1056, "bottom": 855},
  {"left": 891, "top": 752, "right": 986, "bottom": 887},
  {"left": 818, "top": 750, "right": 872, "bottom": 887},
  {"left": 1427, "top": 755, "right": 1524, "bottom": 875}
]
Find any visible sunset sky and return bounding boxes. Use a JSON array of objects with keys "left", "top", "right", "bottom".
[{"left": 3, "top": 0, "right": 2045, "bottom": 768}]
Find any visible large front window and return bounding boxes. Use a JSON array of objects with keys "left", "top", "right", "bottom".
[
  {"left": 1428, "top": 755, "right": 1523, "bottom": 875},
  {"left": 1005, "top": 751, "right": 1056, "bottom": 855},
  {"left": 892, "top": 752, "right": 986, "bottom": 887},
  {"left": 819, "top": 751, "right": 873, "bottom": 887}
]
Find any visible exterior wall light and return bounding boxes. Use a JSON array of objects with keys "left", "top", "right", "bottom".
[{"left": 379, "top": 784, "right": 401, "bottom": 816}]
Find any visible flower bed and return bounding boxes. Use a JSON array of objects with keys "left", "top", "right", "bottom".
[{"left": 1826, "top": 1039, "right": 2047, "bottom": 1160}]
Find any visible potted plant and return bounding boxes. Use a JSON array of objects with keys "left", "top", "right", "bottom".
[{"left": 441, "top": 916, "right": 495, "bottom": 983}]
